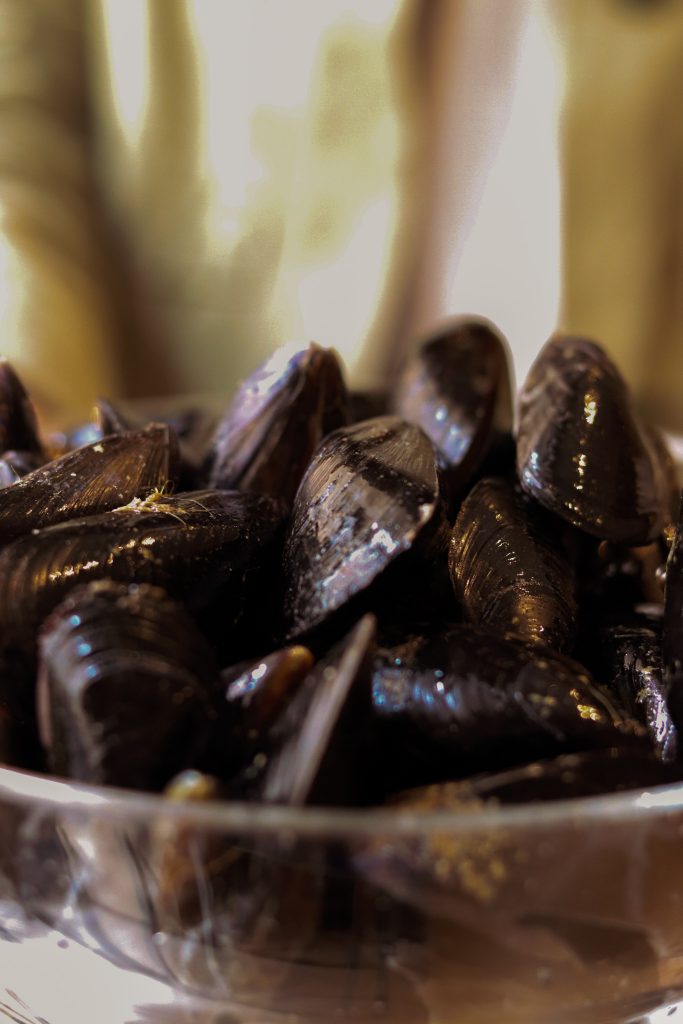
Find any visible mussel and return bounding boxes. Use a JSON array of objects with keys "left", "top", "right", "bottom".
[
  {"left": 393, "top": 318, "right": 513, "bottom": 502},
  {"left": 36, "top": 581, "right": 219, "bottom": 789},
  {"left": 0, "top": 425, "right": 179, "bottom": 544},
  {"left": 589, "top": 623, "right": 676, "bottom": 761},
  {"left": 370, "top": 624, "right": 645, "bottom": 791},
  {"left": 0, "top": 359, "right": 44, "bottom": 456},
  {"left": 208, "top": 342, "right": 348, "bottom": 507},
  {"left": 0, "top": 650, "right": 40, "bottom": 769},
  {"left": 198, "top": 645, "right": 315, "bottom": 780},
  {"left": 663, "top": 499, "right": 683, "bottom": 734},
  {"left": 517, "top": 335, "right": 669, "bottom": 544},
  {"left": 0, "top": 489, "right": 284, "bottom": 652},
  {"left": 283, "top": 416, "right": 446, "bottom": 639},
  {"left": 449, "top": 478, "right": 578, "bottom": 652},
  {"left": 258, "top": 615, "right": 375, "bottom": 806}
]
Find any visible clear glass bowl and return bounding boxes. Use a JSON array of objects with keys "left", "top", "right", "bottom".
[{"left": 2, "top": 766, "right": 683, "bottom": 1024}]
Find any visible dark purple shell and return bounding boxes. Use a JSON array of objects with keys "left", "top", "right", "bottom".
[
  {"left": 208, "top": 342, "right": 348, "bottom": 506},
  {"left": 37, "top": 581, "right": 218, "bottom": 790},
  {"left": 371, "top": 624, "right": 645, "bottom": 790},
  {"left": 0, "top": 359, "right": 44, "bottom": 456},
  {"left": 0, "top": 425, "right": 179, "bottom": 544},
  {"left": 283, "top": 416, "right": 441, "bottom": 638},
  {"left": 257, "top": 615, "right": 375, "bottom": 806},
  {"left": 594, "top": 623, "right": 676, "bottom": 761},
  {"left": 0, "top": 489, "right": 284, "bottom": 651},
  {"left": 517, "top": 336, "right": 668, "bottom": 544},
  {"left": 449, "top": 478, "right": 577, "bottom": 652},
  {"left": 393, "top": 318, "right": 513, "bottom": 496}
]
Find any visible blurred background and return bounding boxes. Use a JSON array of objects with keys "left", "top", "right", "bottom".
[{"left": 1, "top": 0, "right": 682, "bottom": 426}]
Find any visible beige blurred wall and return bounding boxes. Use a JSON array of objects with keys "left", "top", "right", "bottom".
[{"left": 0, "top": 0, "right": 682, "bottom": 425}]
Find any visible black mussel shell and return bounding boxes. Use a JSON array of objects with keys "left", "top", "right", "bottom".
[
  {"left": 370, "top": 624, "right": 645, "bottom": 792},
  {"left": 449, "top": 478, "right": 578, "bottom": 652},
  {"left": 222, "top": 645, "right": 315, "bottom": 732},
  {"left": 0, "top": 425, "right": 180, "bottom": 544},
  {"left": 663, "top": 499, "right": 683, "bottom": 734},
  {"left": 256, "top": 615, "right": 376, "bottom": 807},
  {"left": 589, "top": 622, "right": 676, "bottom": 761},
  {"left": 393, "top": 318, "right": 513, "bottom": 500},
  {"left": 517, "top": 336, "right": 669, "bottom": 544},
  {"left": 0, "top": 449, "right": 44, "bottom": 488},
  {"left": 283, "top": 416, "right": 441, "bottom": 639},
  {"left": 579, "top": 539, "right": 667, "bottom": 623},
  {"left": 197, "top": 645, "right": 315, "bottom": 780},
  {"left": 36, "top": 581, "right": 219, "bottom": 789},
  {"left": 0, "top": 489, "right": 284, "bottom": 652},
  {"left": 95, "top": 397, "right": 131, "bottom": 436},
  {"left": 0, "top": 359, "right": 44, "bottom": 456},
  {"left": 208, "top": 342, "right": 348, "bottom": 507}
]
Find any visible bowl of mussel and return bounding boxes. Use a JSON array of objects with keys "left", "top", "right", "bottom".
[{"left": 1, "top": 323, "right": 683, "bottom": 1024}]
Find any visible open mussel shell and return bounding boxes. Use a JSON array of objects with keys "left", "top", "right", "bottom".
[
  {"left": 208, "top": 342, "right": 348, "bottom": 507},
  {"left": 256, "top": 615, "right": 376, "bottom": 807},
  {"left": 587, "top": 622, "right": 676, "bottom": 761},
  {"left": 36, "top": 581, "right": 219, "bottom": 789},
  {"left": 0, "top": 489, "right": 284, "bottom": 653},
  {"left": 449, "top": 478, "right": 578, "bottom": 652},
  {"left": 663, "top": 498, "right": 683, "bottom": 736},
  {"left": 0, "top": 359, "right": 44, "bottom": 456},
  {"left": 283, "top": 416, "right": 443, "bottom": 639},
  {"left": 0, "top": 424, "right": 180, "bottom": 544},
  {"left": 393, "top": 318, "right": 513, "bottom": 503},
  {"left": 370, "top": 624, "right": 645, "bottom": 793},
  {"left": 517, "top": 335, "right": 669, "bottom": 544},
  {"left": 197, "top": 645, "right": 315, "bottom": 780}
]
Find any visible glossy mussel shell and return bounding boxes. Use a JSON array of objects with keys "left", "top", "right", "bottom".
[
  {"left": 517, "top": 336, "right": 669, "bottom": 544},
  {"left": 36, "top": 581, "right": 219, "bottom": 790},
  {"left": 283, "top": 416, "right": 440, "bottom": 638},
  {"left": 449, "top": 477, "right": 577, "bottom": 652},
  {"left": 0, "top": 489, "right": 284, "bottom": 651},
  {"left": 0, "top": 425, "right": 179, "bottom": 544},
  {"left": 393, "top": 318, "right": 513, "bottom": 496},
  {"left": 208, "top": 342, "right": 348, "bottom": 507},
  {"left": 0, "top": 359, "right": 44, "bottom": 456},
  {"left": 371, "top": 624, "right": 644, "bottom": 790}
]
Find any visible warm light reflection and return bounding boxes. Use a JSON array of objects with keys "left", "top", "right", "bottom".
[{"left": 437, "top": 6, "right": 562, "bottom": 387}]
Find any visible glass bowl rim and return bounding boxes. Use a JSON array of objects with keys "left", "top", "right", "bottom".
[{"left": 2, "top": 765, "right": 683, "bottom": 838}]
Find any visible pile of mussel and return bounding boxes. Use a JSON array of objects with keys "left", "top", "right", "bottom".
[{"left": 1, "top": 324, "right": 683, "bottom": 822}]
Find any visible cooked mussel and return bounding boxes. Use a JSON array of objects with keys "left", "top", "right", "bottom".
[
  {"left": 370, "top": 624, "right": 645, "bottom": 791},
  {"left": 0, "top": 359, "right": 44, "bottom": 456},
  {"left": 449, "top": 478, "right": 577, "bottom": 652},
  {"left": 283, "top": 416, "right": 445, "bottom": 639},
  {"left": 393, "top": 318, "right": 513, "bottom": 502},
  {"left": 0, "top": 425, "right": 179, "bottom": 544},
  {"left": 589, "top": 622, "right": 676, "bottom": 761},
  {"left": 0, "top": 489, "right": 284, "bottom": 652},
  {"left": 208, "top": 342, "right": 348, "bottom": 507},
  {"left": 517, "top": 336, "right": 669, "bottom": 544},
  {"left": 198, "top": 645, "right": 315, "bottom": 780},
  {"left": 663, "top": 499, "right": 683, "bottom": 735},
  {"left": 36, "top": 581, "right": 219, "bottom": 789},
  {"left": 257, "top": 615, "right": 375, "bottom": 806}
]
